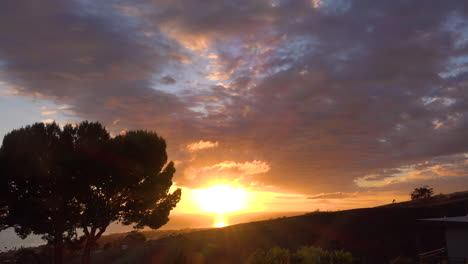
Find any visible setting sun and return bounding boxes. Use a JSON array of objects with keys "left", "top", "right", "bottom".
[{"left": 193, "top": 185, "right": 249, "bottom": 214}]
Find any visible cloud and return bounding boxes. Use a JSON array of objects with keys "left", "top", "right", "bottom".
[
  {"left": 1, "top": 0, "right": 468, "bottom": 197},
  {"left": 161, "top": 76, "right": 176, "bottom": 85},
  {"left": 41, "top": 110, "right": 57, "bottom": 115},
  {"left": 0, "top": 0, "right": 191, "bottom": 132},
  {"left": 354, "top": 154, "right": 468, "bottom": 188},
  {"left": 208, "top": 160, "right": 270, "bottom": 175},
  {"left": 187, "top": 140, "right": 219, "bottom": 151},
  {"left": 308, "top": 192, "right": 355, "bottom": 199},
  {"left": 41, "top": 119, "right": 54, "bottom": 124},
  {"left": 182, "top": 160, "right": 270, "bottom": 188}
]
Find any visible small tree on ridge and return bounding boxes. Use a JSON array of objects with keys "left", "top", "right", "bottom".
[{"left": 410, "top": 185, "right": 433, "bottom": 201}]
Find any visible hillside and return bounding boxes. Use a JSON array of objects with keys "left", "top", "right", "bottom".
[{"left": 71, "top": 191, "right": 468, "bottom": 264}]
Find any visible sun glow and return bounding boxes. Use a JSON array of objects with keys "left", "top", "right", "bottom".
[
  {"left": 194, "top": 184, "right": 249, "bottom": 214},
  {"left": 214, "top": 214, "right": 227, "bottom": 228}
]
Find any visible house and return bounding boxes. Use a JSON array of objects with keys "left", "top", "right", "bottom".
[{"left": 419, "top": 216, "right": 468, "bottom": 263}]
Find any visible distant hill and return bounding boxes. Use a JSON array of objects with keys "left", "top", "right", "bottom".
[
  {"left": 378, "top": 190, "right": 468, "bottom": 209},
  {"left": 75, "top": 190, "right": 468, "bottom": 264}
]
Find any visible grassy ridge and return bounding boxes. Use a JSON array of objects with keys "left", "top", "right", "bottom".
[{"left": 78, "top": 191, "right": 468, "bottom": 264}]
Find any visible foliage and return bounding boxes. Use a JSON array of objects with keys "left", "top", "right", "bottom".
[
  {"left": 0, "top": 123, "right": 81, "bottom": 264},
  {"left": 293, "top": 246, "right": 352, "bottom": 264},
  {"left": 410, "top": 185, "right": 433, "bottom": 200},
  {"left": 14, "top": 248, "right": 49, "bottom": 264},
  {"left": 246, "top": 246, "right": 352, "bottom": 264},
  {"left": 389, "top": 256, "right": 415, "bottom": 264},
  {"left": 0, "top": 121, "right": 181, "bottom": 264},
  {"left": 75, "top": 125, "right": 181, "bottom": 264},
  {"left": 246, "top": 247, "right": 290, "bottom": 264},
  {"left": 328, "top": 249, "right": 353, "bottom": 264},
  {"left": 102, "top": 243, "right": 112, "bottom": 251},
  {"left": 123, "top": 231, "right": 147, "bottom": 244},
  {"left": 293, "top": 246, "right": 327, "bottom": 264}
]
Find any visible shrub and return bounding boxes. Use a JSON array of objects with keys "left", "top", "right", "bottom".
[
  {"left": 124, "top": 231, "right": 147, "bottom": 243},
  {"left": 328, "top": 249, "right": 352, "bottom": 264},
  {"left": 14, "top": 248, "right": 48, "bottom": 264},
  {"left": 389, "top": 256, "right": 415, "bottom": 264},
  {"left": 103, "top": 242, "right": 112, "bottom": 251},
  {"left": 246, "top": 247, "right": 290, "bottom": 264},
  {"left": 246, "top": 249, "right": 267, "bottom": 264},
  {"left": 247, "top": 246, "right": 352, "bottom": 264},
  {"left": 294, "top": 246, "right": 327, "bottom": 264}
]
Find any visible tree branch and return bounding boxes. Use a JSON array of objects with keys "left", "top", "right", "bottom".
[
  {"left": 83, "top": 226, "right": 89, "bottom": 236},
  {"left": 95, "top": 227, "right": 106, "bottom": 240}
]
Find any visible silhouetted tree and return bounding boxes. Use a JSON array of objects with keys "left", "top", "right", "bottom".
[
  {"left": 410, "top": 185, "right": 433, "bottom": 200},
  {"left": 0, "top": 123, "right": 80, "bottom": 264},
  {"left": 0, "top": 122, "right": 181, "bottom": 264},
  {"left": 71, "top": 124, "right": 181, "bottom": 264}
]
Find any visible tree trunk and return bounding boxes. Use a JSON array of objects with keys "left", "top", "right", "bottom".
[
  {"left": 81, "top": 226, "right": 106, "bottom": 264},
  {"left": 54, "top": 233, "right": 64, "bottom": 264},
  {"left": 81, "top": 238, "right": 95, "bottom": 264}
]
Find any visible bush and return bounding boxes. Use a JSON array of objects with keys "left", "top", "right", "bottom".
[
  {"left": 14, "top": 248, "right": 48, "bottom": 264},
  {"left": 294, "top": 246, "right": 352, "bottom": 264},
  {"left": 246, "top": 247, "right": 290, "bottom": 264},
  {"left": 389, "top": 256, "right": 415, "bottom": 264},
  {"left": 328, "top": 250, "right": 352, "bottom": 264},
  {"left": 103, "top": 242, "right": 112, "bottom": 250},
  {"left": 294, "top": 246, "right": 326, "bottom": 264},
  {"left": 124, "top": 231, "right": 146, "bottom": 243},
  {"left": 246, "top": 245, "right": 352, "bottom": 264},
  {"left": 247, "top": 249, "right": 267, "bottom": 264}
]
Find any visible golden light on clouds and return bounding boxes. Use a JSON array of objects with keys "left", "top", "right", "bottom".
[
  {"left": 41, "top": 119, "right": 54, "bottom": 124},
  {"left": 186, "top": 140, "right": 219, "bottom": 151},
  {"left": 161, "top": 26, "right": 210, "bottom": 51},
  {"left": 208, "top": 160, "right": 270, "bottom": 175},
  {"left": 41, "top": 110, "right": 57, "bottom": 115}
]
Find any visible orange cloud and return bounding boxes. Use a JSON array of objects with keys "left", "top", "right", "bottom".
[
  {"left": 41, "top": 119, "right": 54, "bottom": 123},
  {"left": 307, "top": 192, "right": 356, "bottom": 199},
  {"left": 187, "top": 140, "right": 219, "bottom": 151},
  {"left": 41, "top": 110, "right": 57, "bottom": 115},
  {"left": 209, "top": 160, "right": 270, "bottom": 175},
  {"left": 182, "top": 160, "right": 270, "bottom": 187}
]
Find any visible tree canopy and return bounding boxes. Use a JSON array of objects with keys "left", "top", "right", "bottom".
[
  {"left": 0, "top": 123, "right": 80, "bottom": 263},
  {"left": 410, "top": 185, "right": 433, "bottom": 201},
  {"left": 0, "top": 121, "right": 181, "bottom": 264}
]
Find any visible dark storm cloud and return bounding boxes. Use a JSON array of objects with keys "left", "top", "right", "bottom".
[{"left": 1, "top": 0, "right": 468, "bottom": 194}]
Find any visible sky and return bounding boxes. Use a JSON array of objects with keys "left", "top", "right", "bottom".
[{"left": 1, "top": 0, "right": 468, "bottom": 215}]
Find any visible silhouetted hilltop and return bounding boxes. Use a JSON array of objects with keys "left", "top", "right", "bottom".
[
  {"left": 68, "top": 190, "right": 468, "bottom": 264},
  {"left": 378, "top": 190, "right": 468, "bottom": 208}
]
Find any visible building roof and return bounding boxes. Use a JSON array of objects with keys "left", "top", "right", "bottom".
[{"left": 419, "top": 216, "right": 468, "bottom": 227}]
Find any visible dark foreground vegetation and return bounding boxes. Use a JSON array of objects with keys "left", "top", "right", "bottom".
[
  {"left": 46, "top": 190, "right": 468, "bottom": 264},
  {"left": 0, "top": 122, "right": 181, "bottom": 264},
  {"left": 1, "top": 190, "right": 467, "bottom": 263}
]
